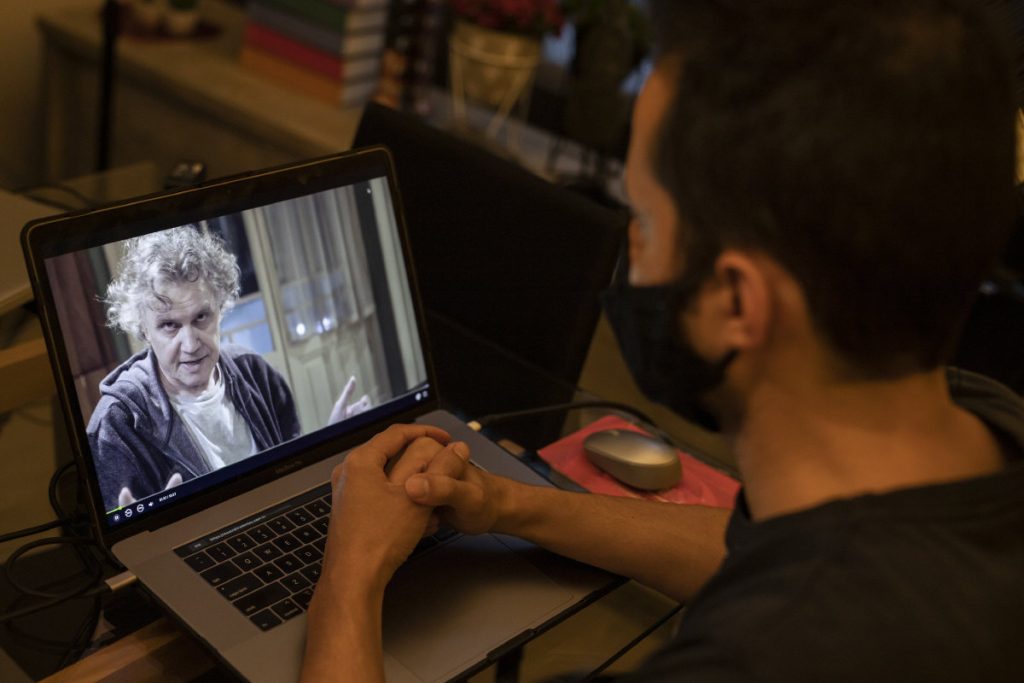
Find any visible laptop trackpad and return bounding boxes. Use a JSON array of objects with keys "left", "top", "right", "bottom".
[{"left": 382, "top": 534, "right": 574, "bottom": 682}]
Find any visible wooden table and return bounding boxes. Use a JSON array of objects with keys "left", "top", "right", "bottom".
[{"left": 40, "top": 618, "right": 215, "bottom": 683}]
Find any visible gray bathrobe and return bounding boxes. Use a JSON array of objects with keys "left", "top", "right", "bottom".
[{"left": 87, "top": 343, "right": 300, "bottom": 510}]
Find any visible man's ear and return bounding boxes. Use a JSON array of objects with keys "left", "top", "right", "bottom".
[{"left": 712, "top": 249, "right": 773, "bottom": 352}]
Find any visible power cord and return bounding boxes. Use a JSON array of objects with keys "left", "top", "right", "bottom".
[
  {"left": 0, "top": 518, "right": 74, "bottom": 545},
  {"left": 0, "top": 458, "right": 134, "bottom": 670},
  {"left": 469, "top": 400, "right": 657, "bottom": 432},
  {"left": 468, "top": 400, "right": 676, "bottom": 446},
  {"left": 49, "top": 460, "right": 78, "bottom": 521},
  {"left": 0, "top": 460, "right": 86, "bottom": 545},
  {"left": 0, "top": 572, "right": 136, "bottom": 625}
]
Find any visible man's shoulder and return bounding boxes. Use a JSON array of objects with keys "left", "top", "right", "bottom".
[
  {"left": 90, "top": 350, "right": 161, "bottom": 428},
  {"left": 653, "top": 478, "right": 1024, "bottom": 682},
  {"left": 100, "top": 349, "right": 153, "bottom": 388},
  {"left": 219, "top": 344, "right": 289, "bottom": 395},
  {"left": 220, "top": 343, "right": 273, "bottom": 370}
]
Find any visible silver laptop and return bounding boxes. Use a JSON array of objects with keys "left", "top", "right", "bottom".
[{"left": 21, "top": 148, "right": 613, "bottom": 682}]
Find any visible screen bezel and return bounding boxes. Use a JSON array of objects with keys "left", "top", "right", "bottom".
[{"left": 21, "top": 147, "right": 440, "bottom": 547}]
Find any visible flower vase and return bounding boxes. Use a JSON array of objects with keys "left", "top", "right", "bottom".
[{"left": 448, "top": 20, "right": 542, "bottom": 141}]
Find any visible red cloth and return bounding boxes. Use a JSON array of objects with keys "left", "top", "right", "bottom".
[{"left": 538, "top": 415, "right": 740, "bottom": 508}]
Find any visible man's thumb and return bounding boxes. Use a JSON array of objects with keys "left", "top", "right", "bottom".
[{"left": 405, "top": 475, "right": 430, "bottom": 501}]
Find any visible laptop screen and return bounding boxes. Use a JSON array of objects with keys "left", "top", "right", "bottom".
[{"left": 37, "top": 157, "right": 431, "bottom": 531}]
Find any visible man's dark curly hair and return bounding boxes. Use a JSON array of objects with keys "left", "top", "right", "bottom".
[{"left": 645, "top": 0, "right": 1018, "bottom": 376}]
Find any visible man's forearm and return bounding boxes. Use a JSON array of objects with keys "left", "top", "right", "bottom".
[
  {"left": 302, "top": 577, "right": 386, "bottom": 683},
  {"left": 491, "top": 475, "right": 730, "bottom": 602}
]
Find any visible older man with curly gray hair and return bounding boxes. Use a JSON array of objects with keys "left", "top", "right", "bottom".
[{"left": 88, "top": 226, "right": 368, "bottom": 510}]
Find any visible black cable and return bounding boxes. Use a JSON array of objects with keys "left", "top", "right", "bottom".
[
  {"left": 5, "top": 607, "right": 98, "bottom": 654},
  {"left": 577, "top": 603, "right": 684, "bottom": 682},
  {"left": 59, "top": 594, "right": 103, "bottom": 669},
  {"left": 1, "top": 547, "right": 125, "bottom": 671},
  {"left": 0, "top": 518, "right": 76, "bottom": 545},
  {"left": 5, "top": 537, "right": 103, "bottom": 600},
  {"left": 2, "top": 570, "right": 105, "bottom": 653},
  {"left": 472, "top": 400, "right": 679, "bottom": 448},
  {"left": 49, "top": 458, "right": 112, "bottom": 583},
  {"left": 474, "top": 401, "right": 657, "bottom": 431},
  {"left": 49, "top": 460, "right": 77, "bottom": 521},
  {"left": 47, "top": 460, "right": 103, "bottom": 573},
  {"left": 0, "top": 457, "right": 112, "bottom": 666},
  {"left": 0, "top": 584, "right": 109, "bottom": 625}
]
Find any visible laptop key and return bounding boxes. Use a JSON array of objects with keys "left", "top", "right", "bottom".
[
  {"left": 234, "top": 582, "right": 290, "bottom": 616},
  {"left": 206, "top": 542, "right": 236, "bottom": 563},
  {"left": 293, "top": 587, "right": 315, "bottom": 610},
  {"left": 184, "top": 551, "right": 214, "bottom": 572},
  {"left": 281, "top": 572, "right": 311, "bottom": 593},
  {"left": 300, "top": 564, "right": 321, "bottom": 584},
  {"left": 268, "top": 517, "right": 296, "bottom": 535},
  {"left": 175, "top": 539, "right": 208, "bottom": 557},
  {"left": 287, "top": 508, "right": 313, "bottom": 527},
  {"left": 306, "top": 500, "right": 330, "bottom": 518},
  {"left": 271, "top": 598, "right": 303, "bottom": 621},
  {"left": 294, "top": 525, "right": 319, "bottom": 545},
  {"left": 226, "top": 533, "right": 254, "bottom": 553},
  {"left": 312, "top": 518, "right": 330, "bottom": 535},
  {"left": 295, "top": 546, "right": 323, "bottom": 565},
  {"left": 250, "top": 609, "right": 282, "bottom": 632},
  {"left": 248, "top": 524, "right": 275, "bottom": 543},
  {"left": 218, "top": 573, "right": 263, "bottom": 602},
  {"left": 272, "top": 534, "right": 301, "bottom": 553},
  {"left": 254, "top": 564, "right": 285, "bottom": 584},
  {"left": 274, "top": 554, "right": 303, "bottom": 574},
  {"left": 200, "top": 562, "right": 242, "bottom": 587},
  {"left": 232, "top": 551, "right": 262, "bottom": 572},
  {"left": 254, "top": 542, "right": 283, "bottom": 563},
  {"left": 313, "top": 538, "right": 326, "bottom": 554}
]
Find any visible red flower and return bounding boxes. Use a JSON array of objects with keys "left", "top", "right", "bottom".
[{"left": 451, "top": 0, "right": 564, "bottom": 37}]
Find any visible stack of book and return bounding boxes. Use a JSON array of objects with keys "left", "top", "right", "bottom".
[{"left": 241, "top": 0, "right": 391, "bottom": 108}]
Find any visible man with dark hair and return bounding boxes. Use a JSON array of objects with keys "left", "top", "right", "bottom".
[{"left": 302, "top": 1, "right": 1024, "bottom": 680}]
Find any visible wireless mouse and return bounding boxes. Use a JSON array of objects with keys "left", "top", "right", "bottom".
[{"left": 582, "top": 429, "right": 682, "bottom": 491}]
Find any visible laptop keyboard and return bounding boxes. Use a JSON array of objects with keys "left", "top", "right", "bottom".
[{"left": 174, "top": 482, "right": 458, "bottom": 632}]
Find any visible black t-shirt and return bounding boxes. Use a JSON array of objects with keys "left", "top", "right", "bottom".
[{"left": 619, "top": 454, "right": 1024, "bottom": 682}]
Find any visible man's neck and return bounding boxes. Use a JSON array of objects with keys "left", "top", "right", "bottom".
[
  {"left": 732, "top": 368, "right": 1005, "bottom": 521},
  {"left": 161, "top": 363, "right": 220, "bottom": 400}
]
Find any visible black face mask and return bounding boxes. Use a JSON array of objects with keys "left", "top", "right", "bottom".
[{"left": 601, "top": 268, "right": 737, "bottom": 432}]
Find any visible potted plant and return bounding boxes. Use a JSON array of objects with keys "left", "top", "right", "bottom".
[
  {"left": 165, "top": 0, "right": 201, "bottom": 37},
  {"left": 450, "top": 0, "right": 564, "bottom": 38},
  {"left": 448, "top": 0, "right": 564, "bottom": 118}
]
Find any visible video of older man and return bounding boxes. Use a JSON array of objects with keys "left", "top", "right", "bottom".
[{"left": 45, "top": 180, "right": 427, "bottom": 512}]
